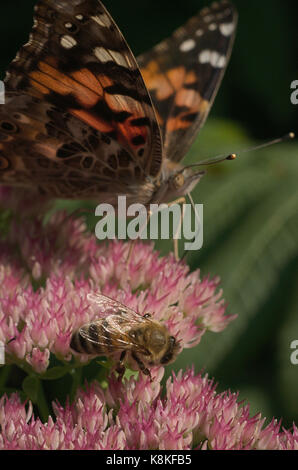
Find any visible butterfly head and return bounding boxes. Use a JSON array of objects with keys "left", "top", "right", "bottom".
[
  {"left": 172, "top": 167, "right": 205, "bottom": 194},
  {"left": 157, "top": 163, "right": 205, "bottom": 203}
]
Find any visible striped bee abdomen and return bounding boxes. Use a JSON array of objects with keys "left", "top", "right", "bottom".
[{"left": 70, "top": 322, "right": 105, "bottom": 355}]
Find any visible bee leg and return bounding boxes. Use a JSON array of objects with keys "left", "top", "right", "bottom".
[
  {"left": 116, "top": 351, "right": 126, "bottom": 379},
  {"left": 132, "top": 352, "right": 152, "bottom": 381}
]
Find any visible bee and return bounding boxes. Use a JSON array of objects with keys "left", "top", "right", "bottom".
[{"left": 70, "top": 293, "right": 180, "bottom": 378}]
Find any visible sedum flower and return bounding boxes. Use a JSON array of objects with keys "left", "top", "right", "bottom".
[
  {"left": 0, "top": 188, "right": 234, "bottom": 374},
  {"left": 0, "top": 369, "right": 298, "bottom": 450},
  {"left": 0, "top": 188, "right": 297, "bottom": 451}
]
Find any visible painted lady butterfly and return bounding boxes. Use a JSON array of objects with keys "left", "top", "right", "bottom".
[{"left": 0, "top": 0, "right": 237, "bottom": 205}]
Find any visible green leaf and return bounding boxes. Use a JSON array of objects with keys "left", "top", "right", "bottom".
[
  {"left": 277, "top": 265, "right": 298, "bottom": 424},
  {"left": 40, "top": 366, "right": 72, "bottom": 381},
  {"left": 167, "top": 121, "right": 298, "bottom": 428},
  {"left": 22, "top": 375, "right": 39, "bottom": 403}
]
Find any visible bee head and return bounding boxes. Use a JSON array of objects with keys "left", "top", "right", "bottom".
[
  {"left": 143, "top": 325, "right": 180, "bottom": 365},
  {"left": 160, "top": 335, "right": 180, "bottom": 365}
]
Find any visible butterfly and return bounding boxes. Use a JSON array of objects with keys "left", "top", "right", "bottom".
[{"left": 0, "top": 0, "right": 237, "bottom": 206}]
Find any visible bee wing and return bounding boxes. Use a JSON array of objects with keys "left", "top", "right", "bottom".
[
  {"left": 81, "top": 293, "right": 150, "bottom": 354},
  {"left": 87, "top": 293, "right": 148, "bottom": 325},
  {"left": 77, "top": 321, "right": 140, "bottom": 351}
]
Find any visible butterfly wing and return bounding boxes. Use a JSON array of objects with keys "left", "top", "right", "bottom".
[
  {"left": 1, "top": 0, "right": 162, "bottom": 200},
  {"left": 137, "top": 0, "right": 237, "bottom": 162}
]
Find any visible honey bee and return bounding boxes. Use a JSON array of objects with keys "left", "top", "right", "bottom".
[{"left": 70, "top": 293, "right": 180, "bottom": 378}]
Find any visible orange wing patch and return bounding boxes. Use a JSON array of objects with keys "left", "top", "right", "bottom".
[
  {"left": 28, "top": 58, "right": 150, "bottom": 154},
  {"left": 141, "top": 60, "right": 186, "bottom": 101},
  {"left": 141, "top": 61, "right": 209, "bottom": 133},
  {"left": 71, "top": 109, "right": 113, "bottom": 134},
  {"left": 29, "top": 61, "right": 102, "bottom": 107}
]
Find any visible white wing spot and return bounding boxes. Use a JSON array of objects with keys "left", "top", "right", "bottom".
[
  {"left": 208, "top": 23, "right": 217, "bottom": 31},
  {"left": 107, "top": 50, "right": 128, "bottom": 67},
  {"left": 199, "top": 49, "right": 226, "bottom": 68},
  {"left": 94, "top": 47, "right": 111, "bottom": 62},
  {"left": 199, "top": 50, "right": 211, "bottom": 64},
  {"left": 94, "top": 47, "right": 127, "bottom": 67},
  {"left": 180, "top": 39, "right": 196, "bottom": 52},
  {"left": 65, "top": 22, "right": 74, "bottom": 29},
  {"left": 60, "top": 35, "right": 77, "bottom": 49},
  {"left": 217, "top": 55, "right": 227, "bottom": 68},
  {"left": 76, "top": 14, "right": 84, "bottom": 21},
  {"left": 91, "top": 14, "right": 111, "bottom": 28},
  {"left": 196, "top": 29, "right": 204, "bottom": 37},
  {"left": 219, "top": 22, "right": 235, "bottom": 36}
]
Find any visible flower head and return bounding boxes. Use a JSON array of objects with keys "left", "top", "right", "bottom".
[
  {"left": 0, "top": 189, "right": 234, "bottom": 374},
  {"left": 0, "top": 369, "right": 297, "bottom": 450},
  {"left": 0, "top": 188, "right": 296, "bottom": 451}
]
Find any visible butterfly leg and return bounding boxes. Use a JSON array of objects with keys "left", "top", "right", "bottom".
[
  {"left": 167, "top": 197, "right": 186, "bottom": 261},
  {"left": 131, "top": 352, "right": 152, "bottom": 381},
  {"left": 180, "top": 192, "right": 201, "bottom": 261}
]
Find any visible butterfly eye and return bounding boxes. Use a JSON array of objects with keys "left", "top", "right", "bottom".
[
  {"left": 0, "top": 121, "right": 18, "bottom": 134},
  {"left": 143, "top": 313, "right": 151, "bottom": 319},
  {"left": 174, "top": 173, "right": 185, "bottom": 189}
]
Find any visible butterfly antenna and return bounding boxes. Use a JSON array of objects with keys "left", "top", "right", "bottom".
[
  {"left": 186, "top": 153, "right": 237, "bottom": 168},
  {"left": 234, "top": 132, "right": 295, "bottom": 155},
  {"left": 185, "top": 132, "right": 295, "bottom": 169},
  {"left": 180, "top": 132, "right": 295, "bottom": 260}
]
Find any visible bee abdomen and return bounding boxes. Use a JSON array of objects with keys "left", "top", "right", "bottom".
[{"left": 70, "top": 323, "right": 104, "bottom": 355}]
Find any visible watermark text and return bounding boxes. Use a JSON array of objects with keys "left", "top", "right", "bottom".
[{"left": 95, "top": 196, "right": 203, "bottom": 251}]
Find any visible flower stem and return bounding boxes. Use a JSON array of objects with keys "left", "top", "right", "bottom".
[
  {"left": 37, "top": 379, "right": 50, "bottom": 422},
  {"left": 70, "top": 367, "right": 82, "bottom": 403}
]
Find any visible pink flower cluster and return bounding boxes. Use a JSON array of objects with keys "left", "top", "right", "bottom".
[
  {"left": 0, "top": 187, "right": 234, "bottom": 374},
  {"left": 1, "top": 187, "right": 297, "bottom": 451},
  {"left": 0, "top": 369, "right": 297, "bottom": 450}
]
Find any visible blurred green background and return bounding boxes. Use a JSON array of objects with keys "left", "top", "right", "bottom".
[{"left": 1, "top": 0, "right": 298, "bottom": 428}]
